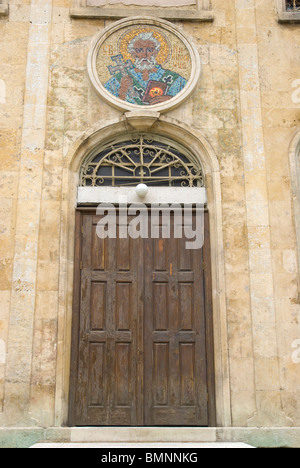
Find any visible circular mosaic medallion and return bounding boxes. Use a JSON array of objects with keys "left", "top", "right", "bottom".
[{"left": 87, "top": 17, "right": 201, "bottom": 113}]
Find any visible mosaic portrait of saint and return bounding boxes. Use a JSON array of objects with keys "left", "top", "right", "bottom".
[{"left": 103, "top": 28, "right": 189, "bottom": 106}]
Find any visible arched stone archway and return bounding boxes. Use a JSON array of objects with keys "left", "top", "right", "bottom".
[{"left": 55, "top": 115, "right": 231, "bottom": 428}]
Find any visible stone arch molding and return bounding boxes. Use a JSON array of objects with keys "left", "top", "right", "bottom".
[
  {"left": 56, "top": 115, "right": 231, "bottom": 427},
  {"left": 67, "top": 115, "right": 218, "bottom": 176}
]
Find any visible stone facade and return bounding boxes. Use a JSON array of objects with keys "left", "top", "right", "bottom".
[{"left": 1, "top": 0, "right": 300, "bottom": 447}]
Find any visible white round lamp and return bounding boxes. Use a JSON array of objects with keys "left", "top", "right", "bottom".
[{"left": 136, "top": 183, "right": 149, "bottom": 198}]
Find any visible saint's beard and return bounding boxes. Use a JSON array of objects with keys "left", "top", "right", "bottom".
[{"left": 134, "top": 56, "right": 157, "bottom": 71}]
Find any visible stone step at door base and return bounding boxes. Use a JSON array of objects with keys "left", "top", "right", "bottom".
[
  {"left": 30, "top": 428, "right": 254, "bottom": 448},
  {"left": 31, "top": 442, "right": 254, "bottom": 448}
]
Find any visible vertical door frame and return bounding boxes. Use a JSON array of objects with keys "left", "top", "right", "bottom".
[
  {"left": 203, "top": 211, "right": 216, "bottom": 427},
  {"left": 68, "top": 209, "right": 84, "bottom": 427}
]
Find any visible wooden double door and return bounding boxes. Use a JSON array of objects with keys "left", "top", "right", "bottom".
[{"left": 69, "top": 209, "right": 215, "bottom": 426}]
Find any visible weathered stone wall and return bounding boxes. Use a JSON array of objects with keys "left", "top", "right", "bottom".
[
  {"left": 0, "top": 0, "right": 30, "bottom": 420},
  {"left": 0, "top": 0, "right": 300, "bottom": 431}
]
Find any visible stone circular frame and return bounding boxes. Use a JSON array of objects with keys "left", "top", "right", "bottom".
[{"left": 87, "top": 17, "right": 201, "bottom": 113}]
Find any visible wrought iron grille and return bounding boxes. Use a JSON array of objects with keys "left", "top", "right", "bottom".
[
  {"left": 286, "top": 0, "right": 300, "bottom": 11},
  {"left": 80, "top": 134, "right": 204, "bottom": 188}
]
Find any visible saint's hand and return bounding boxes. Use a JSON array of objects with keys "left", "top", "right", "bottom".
[{"left": 119, "top": 76, "right": 133, "bottom": 100}]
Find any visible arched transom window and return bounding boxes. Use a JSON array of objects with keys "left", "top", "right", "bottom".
[{"left": 80, "top": 134, "right": 204, "bottom": 188}]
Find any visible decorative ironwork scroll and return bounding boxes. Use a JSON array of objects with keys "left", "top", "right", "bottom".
[
  {"left": 80, "top": 134, "right": 204, "bottom": 188},
  {"left": 286, "top": 0, "right": 300, "bottom": 10}
]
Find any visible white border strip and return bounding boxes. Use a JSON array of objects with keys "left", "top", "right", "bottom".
[{"left": 78, "top": 186, "right": 207, "bottom": 205}]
